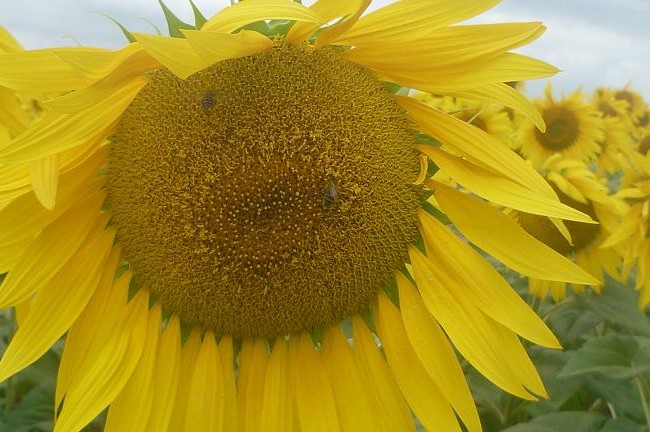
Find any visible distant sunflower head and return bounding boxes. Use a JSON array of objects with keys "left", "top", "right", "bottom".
[
  {"left": 591, "top": 87, "right": 635, "bottom": 174},
  {"left": 0, "top": 2, "right": 597, "bottom": 431},
  {"left": 515, "top": 156, "right": 625, "bottom": 300},
  {"left": 517, "top": 83, "right": 604, "bottom": 166},
  {"left": 614, "top": 85, "right": 647, "bottom": 124}
]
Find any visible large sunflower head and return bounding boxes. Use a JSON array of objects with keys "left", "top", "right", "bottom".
[
  {"left": 514, "top": 155, "right": 626, "bottom": 300},
  {"left": 0, "top": 2, "right": 598, "bottom": 430},
  {"left": 517, "top": 83, "right": 605, "bottom": 166}
]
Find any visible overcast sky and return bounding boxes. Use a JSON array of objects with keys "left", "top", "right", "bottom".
[{"left": 1, "top": 0, "right": 649, "bottom": 102}]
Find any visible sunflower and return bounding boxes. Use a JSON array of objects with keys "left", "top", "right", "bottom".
[
  {"left": 591, "top": 87, "right": 635, "bottom": 175},
  {"left": 613, "top": 85, "right": 648, "bottom": 127},
  {"left": 601, "top": 151, "right": 650, "bottom": 307},
  {"left": 512, "top": 156, "right": 626, "bottom": 301},
  {"left": 0, "top": 1, "right": 597, "bottom": 431},
  {"left": 517, "top": 83, "right": 604, "bottom": 166}
]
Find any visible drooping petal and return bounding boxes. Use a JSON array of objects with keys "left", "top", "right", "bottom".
[
  {"left": 286, "top": 0, "right": 360, "bottom": 45},
  {"left": 0, "top": 192, "right": 106, "bottom": 309},
  {"left": 409, "top": 246, "right": 547, "bottom": 399},
  {"left": 260, "top": 338, "right": 295, "bottom": 432},
  {"left": 132, "top": 33, "right": 206, "bottom": 79},
  {"left": 219, "top": 336, "right": 238, "bottom": 432},
  {"left": 29, "top": 154, "right": 59, "bottom": 209},
  {"left": 54, "top": 290, "right": 150, "bottom": 432},
  {"left": 434, "top": 183, "right": 599, "bottom": 284},
  {"left": 237, "top": 338, "right": 269, "bottom": 432},
  {"left": 145, "top": 316, "right": 181, "bottom": 432},
  {"left": 351, "top": 316, "right": 415, "bottom": 431},
  {"left": 321, "top": 325, "right": 383, "bottom": 431},
  {"left": 0, "top": 78, "right": 146, "bottom": 163},
  {"left": 104, "top": 304, "right": 162, "bottom": 432},
  {"left": 290, "top": 333, "right": 340, "bottom": 432},
  {"left": 183, "top": 30, "right": 273, "bottom": 67},
  {"left": 336, "top": 0, "right": 500, "bottom": 45},
  {"left": 314, "top": 0, "right": 371, "bottom": 49},
  {"left": 375, "top": 292, "right": 462, "bottom": 432},
  {"left": 183, "top": 332, "right": 226, "bottom": 432},
  {"left": 396, "top": 274, "right": 481, "bottom": 432},
  {"left": 421, "top": 146, "right": 593, "bottom": 222},
  {"left": 55, "top": 246, "right": 122, "bottom": 411},
  {"left": 0, "top": 222, "right": 114, "bottom": 382},
  {"left": 168, "top": 330, "right": 202, "bottom": 432},
  {"left": 202, "top": 0, "right": 323, "bottom": 33},
  {"left": 418, "top": 210, "right": 561, "bottom": 348}
]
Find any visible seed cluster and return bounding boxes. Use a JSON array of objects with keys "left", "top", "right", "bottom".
[
  {"left": 108, "top": 45, "right": 420, "bottom": 337},
  {"left": 535, "top": 106, "right": 580, "bottom": 151}
]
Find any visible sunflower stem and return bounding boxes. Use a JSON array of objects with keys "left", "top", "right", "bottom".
[{"left": 633, "top": 376, "right": 650, "bottom": 429}]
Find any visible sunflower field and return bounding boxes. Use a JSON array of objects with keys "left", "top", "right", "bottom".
[{"left": 0, "top": 1, "right": 649, "bottom": 431}]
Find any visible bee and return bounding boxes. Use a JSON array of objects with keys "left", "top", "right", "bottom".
[
  {"left": 322, "top": 175, "right": 338, "bottom": 209},
  {"left": 201, "top": 90, "right": 216, "bottom": 111}
]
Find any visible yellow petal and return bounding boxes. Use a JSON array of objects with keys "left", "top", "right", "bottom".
[
  {"left": 396, "top": 273, "right": 481, "bottom": 432},
  {"left": 237, "top": 338, "right": 269, "bottom": 432},
  {"left": 0, "top": 238, "right": 31, "bottom": 274},
  {"left": 291, "top": 333, "right": 340, "bottom": 432},
  {"left": 29, "top": 155, "right": 59, "bottom": 210},
  {"left": 0, "top": 26, "right": 22, "bottom": 53},
  {"left": 375, "top": 291, "right": 462, "bottom": 432},
  {"left": 286, "top": 0, "right": 359, "bottom": 44},
  {"left": 131, "top": 33, "right": 206, "bottom": 79},
  {"left": 184, "top": 332, "right": 226, "bottom": 432},
  {"left": 409, "top": 246, "right": 547, "bottom": 399},
  {"left": 315, "top": 0, "right": 370, "bottom": 49},
  {"left": 399, "top": 95, "right": 552, "bottom": 195},
  {"left": 321, "top": 325, "right": 382, "bottom": 431},
  {"left": 0, "top": 147, "right": 106, "bottom": 250},
  {"left": 145, "top": 316, "right": 182, "bottom": 432},
  {"left": 351, "top": 316, "right": 415, "bottom": 431},
  {"left": 421, "top": 146, "right": 594, "bottom": 222},
  {"left": 380, "top": 53, "right": 558, "bottom": 92},
  {"left": 0, "top": 223, "right": 114, "bottom": 383},
  {"left": 55, "top": 44, "right": 148, "bottom": 81},
  {"left": 219, "top": 336, "right": 238, "bottom": 432},
  {"left": 450, "top": 82, "right": 545, "bottom": 131},
  {"left": 260, "top": 339, "right": 294, "bottom": 432},
  {"left": 55, "top": 247, "right": 123, "bottom": 411},
  {"left": 54, "top": 290, "right": 149, "bottom": 432},
  {"left": 182, "top": 29, "right": 272, "bottom": 67},
  {"left": 338, "top": 0, "right": 500, "bottom": 45},
  {"left": 419, "top": 210, "right": 561, "bottom": 347},
  {"left": 0, "top": 192, "right": 106, "bottom": 309},
  {"left": 345, "top": 22, "right": 545, "bottom": 70},
  {"left": 202, "top": 0, "right": 323, "bottom": 33},
  {"left": 435, "top": 183, "right": 599, "bottom": 284},
  {"left": 105, "top": 304, "right": 162, "bottom": 432},
  {"left": 0, "top": 48, "right": 91, "bottom": 91},
  {"left": 46, "top": 49, "right": 157, "bottom": 114},
  {"left": 1, "top": 78, "right": 146, "bottom": 163},
  {"left": 168, "top": 330, "right": 202, "bottom": 432}
]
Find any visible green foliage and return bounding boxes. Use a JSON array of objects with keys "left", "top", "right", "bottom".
[{"left": 471, "top": 276, "right": 650, "bottom": 431}]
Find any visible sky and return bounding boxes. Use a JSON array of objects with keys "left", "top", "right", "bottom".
[{"left": 1, "top": 0, "right": 649, "bottom": 102}]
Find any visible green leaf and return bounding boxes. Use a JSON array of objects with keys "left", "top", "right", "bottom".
[
  {"left": 599, "top": 417, "right": 645, "bottom": 432},
  {"left": 94, "top": 13, "right": 136, "bottom": 43},
  {"left": 0, "top": 382, "right": 54, "bottom": 432},
  {"left": 583, "top": 278, "right": 650, "bottom": 337},
  {"left": 503, "top": 412, "right": 607, "bottom": 432},
  {"left": 545, "top": 298, "right": 602, "bottom": 349},
  {"left": 585, "top": 375, "right": 645, "bottom": 423},
  {"left": 157, "top": 0, "right": 194, "bottom": 38},
  {"left": 559, "top": 335, "right": 650, "bottom": 380},
  {"left": 188, "top": 0, "right": 207, "bottom": 28}
]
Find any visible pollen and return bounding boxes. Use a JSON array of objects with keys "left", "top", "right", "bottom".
[{"left": 107, "top": 45, "right": 421, "bottom": 337}]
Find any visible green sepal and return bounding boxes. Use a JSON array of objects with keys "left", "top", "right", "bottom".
[
  {"left": 382, "top": 277, "right": 400, "bottom": 309},
  {"left": 157, "top": 0, "right": 195, "bottom": 38},
  {"left": 189, "top": 0, "right": 208, "bottom": 29},
  {"left": 95, "top": 13, "right": 136, "bottom": 43},
  {"left": 384, "top": 82, "right": 411, "bottom": 96},
  {"left": 421, "top": 200, "right": 452, "bottom": 225},
  {"left": 141, "top": 18, "right": 163, "bottom": 36}
]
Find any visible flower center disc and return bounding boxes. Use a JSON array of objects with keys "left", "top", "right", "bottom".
[
  {"left": 535, "top": 106, "right": 580, "bottom": 151},
  {"left": 108, "top": 46, "right": 420, "bottom": 337}
]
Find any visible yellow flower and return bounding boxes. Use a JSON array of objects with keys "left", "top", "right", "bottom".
[
  {"left": 602, "top": 152, "right": 650, "bottom": 307},
  {"left": 613, "top": 85, "right": 648, "bottom": 127},
  {"left": 517, "top": 83, "right": 604, "bottom": 166},
  {"left": 0, "top": 2, "right": 596, "bottom": 431},
  {"left": 591, "top": 87, "right": 635, "bottom": 175},
  {"left": 514, "top": 156, "right": 626, "bottom": 301}
]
